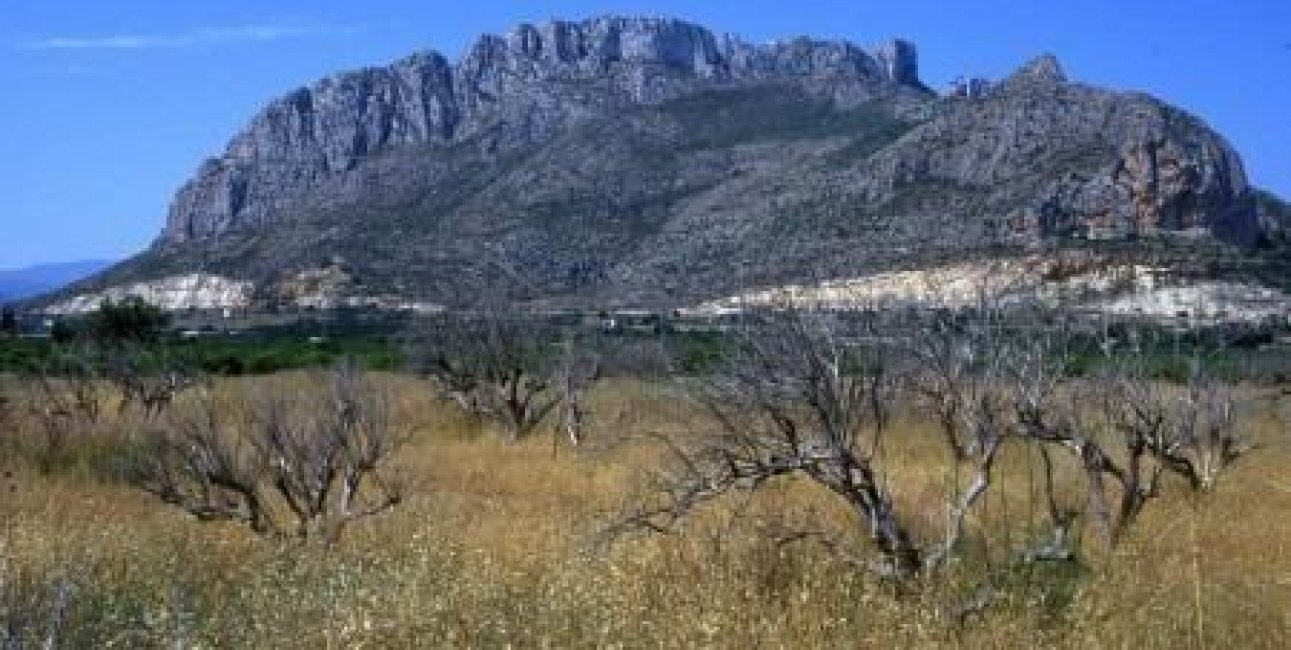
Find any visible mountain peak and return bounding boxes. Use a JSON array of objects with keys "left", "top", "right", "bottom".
[
  {"left": 64, "top": 15, "right": 1259, "bottom": 312},
  {"left": 1009, "top": 54, "right": 1067, "bottom": 84},
  {"left": 162, "top": 16, "right": 928, "bottom": 245},
  {"left": 458, "top": 14, "right": 923, "bottom": 87}
]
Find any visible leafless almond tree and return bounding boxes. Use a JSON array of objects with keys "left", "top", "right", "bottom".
[
  {"left": 610, "top": 301, "right": 1257, "bottom": 586},
  {"left": 897, "top": 302, "right": 1062, "bottom": 568},
  {"left": 12, "top": 343, "right": 200, "bottom": 470},
  {"left": 406, "top": 311, "right": 562, "bottom": 443},
  {"left": 133, "top": 388, "right": 271, "bottom": 533},
  {"left": 611, "top": 307, "right": 932, "bottom": 578},
  {"left": 1014, "top": 327, "right": 1255, "bottom": 546},
  {"left": 132, "top": 361, "right": 406, "bottom": 543}
]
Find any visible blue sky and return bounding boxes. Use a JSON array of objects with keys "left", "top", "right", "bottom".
[{"left": 1, "top": 0, "right": 1288, "bottom": 268}]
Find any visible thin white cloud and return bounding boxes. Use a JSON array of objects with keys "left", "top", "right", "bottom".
[
  {"left": 17, "top": 24, "right": 353, "bottom": 51},
  {"left": 36, "top": 64, "right": 99, "bottom": 76}
]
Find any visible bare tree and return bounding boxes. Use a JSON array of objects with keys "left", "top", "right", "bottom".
[
  {"left": 132, "top": 361, "right": 406, "bottom": 543},
  {"left": 898, "top": 303, "right": 1047, "bottom": 568},
  {"left": 407, "top": 311, "right": 561, "bottom": 443},
  {"left": 1012, "top": 326, "right": 1254, "bottom": 546},
  {"left": 613, "top": 305, "right": 1036, "bottom": 579},
  {"left": 612, "top": 307, "right": 932, "bottom": 578},
  {"left": 11, "top": 341, "right": 199, "bottom": 472},
  {"left": 1098, "top": 350, "right": 1250, "bottom": 495},
  {"left": 248, "top": 361, "right": 405, "bottom": 540},
  {"left": 611, "top": 302, "right": 1257, "bottom": 586},
  {"left": 133, "top": 388, "right": 271, "bottom": 533}
]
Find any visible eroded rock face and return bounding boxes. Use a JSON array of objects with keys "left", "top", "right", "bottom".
[
  {"left": 1037, "top": 100, "right": 1253, "bottom": 243},
  {"left": 873, "top": 39, "right": 921, "bottom": 87},
  {"left": 168, "top": 52, "right": 460, "bottom": 241},
  {"left": 861, "top": 55, "right": 1255, "bottom": 245},
  {"left": 161, "top": 16, "right": 922, "bottom": 244},
  {"left": 44, "top": 274, "right": 252, "bottom": 314}
]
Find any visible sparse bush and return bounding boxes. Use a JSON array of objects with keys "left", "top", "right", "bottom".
[
  {"left": 16, "top": 346, "right": 108, "bottom": 474},
  {"left": 104, "top": 344, "right": 202, "bottom": 420},
  {"left": 87, "top": 296, "right": 168, "bottom": 346}
]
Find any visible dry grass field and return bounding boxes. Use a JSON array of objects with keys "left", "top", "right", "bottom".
[{"left": 2, "top": 373, "right": 1289, "bottom": 648}]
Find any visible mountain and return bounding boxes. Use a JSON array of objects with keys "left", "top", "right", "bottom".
[
  {"left": 56, "top": 16, "right": 1266, "bottom": 313},
  {"left": 1256, "top": 189, "right": 1291, "bottom": 242},
  {"left": 0, "top": 259, "right": 113, "bottom": 302}
]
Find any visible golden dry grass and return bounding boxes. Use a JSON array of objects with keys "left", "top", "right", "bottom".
[{"left": 1, "top": 374, "right": 1289, "bottom": 648}]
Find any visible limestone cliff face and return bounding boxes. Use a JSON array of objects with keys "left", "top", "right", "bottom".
[
  {"left": 166, "top": 51, "right": 461, "bottom": 241},
  {"left": 162, "top": 16, "right": 922, "bottom": 243},
  {"left": 862, "top": 56, "right": 1255, "bottom": 244}
]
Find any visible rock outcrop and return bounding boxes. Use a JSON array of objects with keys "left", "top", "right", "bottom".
[
  {"left": 687, "top": 255, "right": 1291, "bottom": 323},
  {"left": 859, "top": 55, "right": 1255, "bottom": 245},
  {"left": 44, "top": 274, "right": 252, "bottom": 314},
  {"left": 67, "top": 15, "right": 1263, "bottom": 310}
]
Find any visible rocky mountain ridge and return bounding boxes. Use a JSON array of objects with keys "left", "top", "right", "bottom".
[
  {"left": 58, "top": 15, "right": 1270, "bottom": 313},
  {"left": 164, "top": 16, "right": 927, "bottom": 244}
]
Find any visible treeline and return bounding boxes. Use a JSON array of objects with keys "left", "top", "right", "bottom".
[
  {"left": 3, "top": 298, "right": 1291, "bottom": 383},
  {"left": 0, "top": 298, "right": 402, "bottom": 375}
]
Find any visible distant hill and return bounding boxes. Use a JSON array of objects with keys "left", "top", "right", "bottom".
[
  {"left": 0, "top": 259, "right": 114, "bottom": 302},
  {"left": 52, "top": 16, "right": 1270, "bottom": 312}
]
